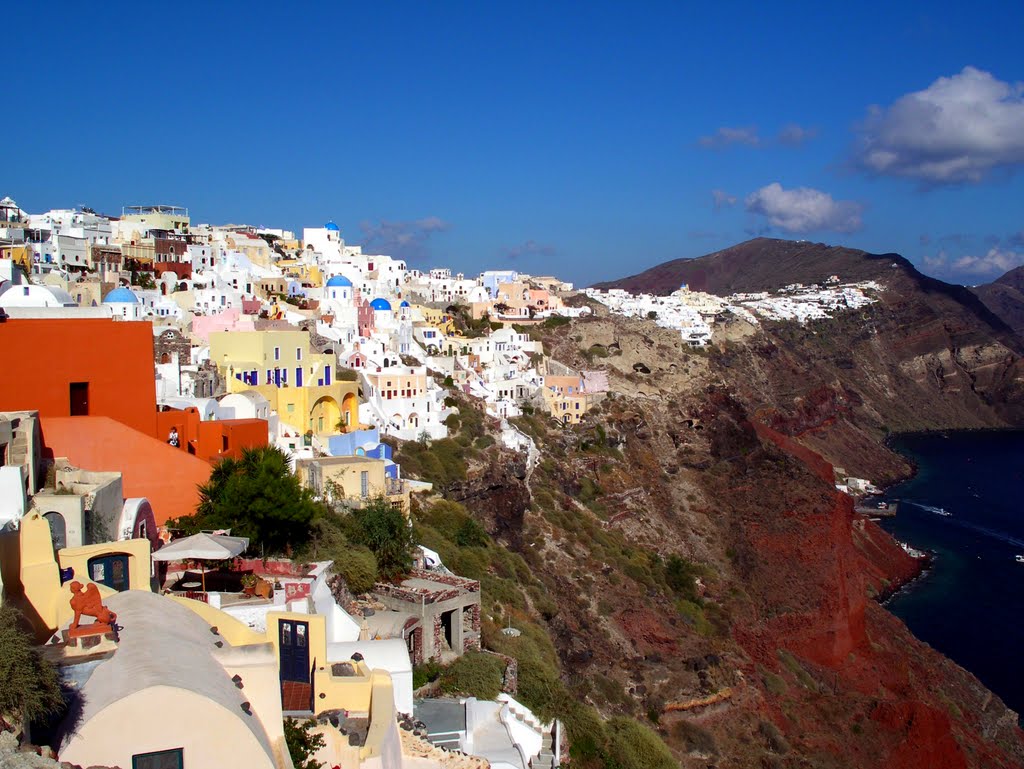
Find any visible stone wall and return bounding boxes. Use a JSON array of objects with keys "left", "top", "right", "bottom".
[{"left": 154, "top": 328, "right": 190, "bottom": 365}]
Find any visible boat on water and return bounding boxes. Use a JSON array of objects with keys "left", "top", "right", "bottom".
[
  {"left": 856, "top": 499, "right": 898, "bottom": 517},
  {"left": 934, "top": 507, "right": 952, "bottom": 517},
  {"left": 1016, "top": 554, "right": 1024, "bottom": 564}
]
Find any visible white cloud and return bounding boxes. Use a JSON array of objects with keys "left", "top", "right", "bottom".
[
  {"left": 711, "top": 189, "right": 737, "bottom": 209},
  {"left": 359, "top": 216, "right": 450, "bottom": 261},
  {"left": 921, "top": 249, "right": 949, "bottom": 271},
  {"left": 778, "top": 123, "right": 818, "bottom": 146},
  {"left": 501, "top": 239, "right": 556, "bottom": 260},
  {"left": 855, "top": 66, "right": 1024, "bottom": 184},
  {"left": 952, "top": 247, "right": 1024, "bottom": 275},
  {"left": 698, "top": 126, "right": 760, "bottom": 148},
  {"left": 745, "top": 183, "right": 863, "bottom": 233}
]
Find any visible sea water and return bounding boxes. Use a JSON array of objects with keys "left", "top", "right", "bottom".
[{"left": 879, "top": 430, "right": 1024, "bottom": 720}]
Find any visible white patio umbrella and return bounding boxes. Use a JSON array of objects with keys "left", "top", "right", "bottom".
[{"left": 152, "top": 532, "right": 250, "bottom": 591}]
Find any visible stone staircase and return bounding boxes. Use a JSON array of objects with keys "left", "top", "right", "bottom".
[
  {"left": 530, "top": 729, "right": 556, "bottom": 769},
  {"left": 497, "top": 695, "right": 558, "bottom": 769}
]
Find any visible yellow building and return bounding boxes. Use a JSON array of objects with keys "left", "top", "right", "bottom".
[
  {"left": 295, "top": 455, "right": 410, "bottom": 514},
  {"left": 224, "top": 232, "right": 275, "bottom": 268},
  {"left": 212, "top": 329, "right": 333, "bottom": 392},
  {"left": 277, "top": 259, "right": 323, "bottom": 288},
  {"left": 255, "top": 381, "right": 361, "bottom": 435},
  {"left": 0, "top": 512, "right": 413, "bottom": 769},
  {"left": 121, "top": 204, "right": 190, "bottom": 232},
  {"left": 0, "top": 243, "right": 32, "bottom": 274},
  {"left": 212, "top": 329, "right": 363, "bottom": 434},
  {"left": 412, "top": 304, "right": 456, "bottom": 335},
  {"left": 541, "top": 376, "right": 601, "bottom": 426},
  {"left": 68, "top": 278, "right": 108, "bottom": 308},
  {"left": 0, "top": 511, "right": 151, "bottom": 640}
]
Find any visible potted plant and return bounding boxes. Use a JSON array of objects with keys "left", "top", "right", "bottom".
[{"left": 241, "top": 573, "right": 259, "bottom": 596}]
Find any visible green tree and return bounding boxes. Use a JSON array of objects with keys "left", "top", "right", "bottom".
[
  {"left": 0, "top": 604, "right": 64, "bottom": 726},
  {"left": 347, "top": 497, "right": 414, "bottom": 580},
  {"left": 284, "top": 718, "right": 325, "bottom": 769},
  {"left": 175, "top": 446, "right": 321, "bottom": 554}
]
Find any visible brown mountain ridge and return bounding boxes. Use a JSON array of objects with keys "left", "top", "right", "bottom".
[
  {"left": 592, "top": 237, "right": 1019, "bottom": 349},
  {"left": 973, "top": 264, "right": 1024, "bottom": 336}
]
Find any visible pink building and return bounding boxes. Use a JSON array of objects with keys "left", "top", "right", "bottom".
[{"left": 192, "top": 308, "right": 256, "bottom": 343}]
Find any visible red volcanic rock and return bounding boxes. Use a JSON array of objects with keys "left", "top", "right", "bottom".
[
  {"left": 853, "top": 517, "right": 923, "bottom": 599},
  {"left": 871, "top": 701, "right": 968, "bottom": 769},
  {"left": 752, "top": 420, "right": 835, "bottom": 483},
  {"left": 616, "top": 608, "right": 679, "bottom": 656}
]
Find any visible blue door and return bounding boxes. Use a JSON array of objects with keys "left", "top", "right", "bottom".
[
  {"left": 88, "top": 554, "right": 130, "bottom": 591},
  {"left": 296, "top": 367, "right": 303, "bottom": 387},
  {"left": 279, "top": 620, "right": 310, "bottom": 682}
]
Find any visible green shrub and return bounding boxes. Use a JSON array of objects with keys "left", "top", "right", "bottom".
[
  {"left": 759, "top": 719, "right": 790, "bottom": 754},
  {"left": 439, "top": 652, "right": 505, "bottom": 700},
  {"left": 762, "top": 671, "right": 787, "bottom": 696},
  {"left": 677, "top": 600, "right": 713, "bottom": 636},
  {"left": 336, "top": 367, "right": 359, "bottom": 381},
  {"left": 447, "top": 547, "right": 489, "bottom": 580},
  {"left": 284, "top": 718, "right": 325, "bottom": 769},
  {"left": 335, "top": 547, "right": 378, "bottom": 594},
  {"left": 347, "top": 498, "right": 414, "bottom": 580},
  {"left": 0, "top": 604, "right": 64, "bottom": 724},
  {"left": 396, "top": 438, "right": 468, "bottom": 489},
  {"left": 456, "top": 517, "right": 489, "bottom": 547},
  {"left": 541, "top": 315, "right": 571, "bottom": 329},
  {"left": 413, "top": 661, "right": 442, "bottom": 690},
  {"left": 777, "top": 649, "right": 818, "bottom": 690},
  {"left": 664, "top": 554, "right": 699, "bottom": 602},
  {"left": 605, "top": 717, "right": 677, "bottom": 769},
  {"left": 563, "top": 700, "right": 607, "bottom": 763},
  {"left": 592, "top": 673, "right": 632, "bottom": 711}
]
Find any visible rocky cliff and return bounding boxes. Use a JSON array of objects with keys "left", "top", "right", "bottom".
[
  {"left": 407, "top": 239, "right": 1024, "bottom": 767},
  {"left": 973, "top": 265, "right": 1024, "bottom": 336}
]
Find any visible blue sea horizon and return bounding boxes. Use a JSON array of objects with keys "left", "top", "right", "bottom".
[{"left": 879, "top": 429, "right": 1024, "bottom": 722}]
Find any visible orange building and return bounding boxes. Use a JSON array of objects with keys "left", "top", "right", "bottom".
[
  {"left": 0, "top": 318, "right": 158, "bottom": 437},
  {"left": 155, "top": 408, "right": 268, "bottom": 464},
  {"left": 0, "top": 317, "right": 270, "bottom": 525},
  {"left": 39, "top": 417, "right": 210, "bottom": 525}
]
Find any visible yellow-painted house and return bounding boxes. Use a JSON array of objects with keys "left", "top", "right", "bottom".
[
  {"left": 295, "top": 455, "right": 410, "bottom": 514},
  {"left": 0, "top": 511, "right": 151, "bottom": 640},
  {"left": 211, "top": 329, "right": 362, "bottom": 433},
  {"left": 0, "top": 513, "right": 415, "bottom": 769},
  {"left": 412, "top": 305, "right": 456, "bottom": 335},
  {"left": 0, "top": 243, "right": 33, "bottom": 275}
]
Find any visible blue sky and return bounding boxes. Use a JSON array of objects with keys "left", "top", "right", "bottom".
[{"left": 6, "top": 1, "right": 1023, "bottom": 286}]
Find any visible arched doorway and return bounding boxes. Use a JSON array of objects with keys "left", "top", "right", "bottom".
[
  {"left": 43, "top": 511, "right": 67, "bottom": 551},
  {"left": 341, "top": 392, "right": 359, "bottom": 431},
  {"left": 310, "top": 395, "right": 341, "bottom": 434}
]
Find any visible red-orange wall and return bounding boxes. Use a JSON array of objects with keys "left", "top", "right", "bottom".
[
  {"left": 0, "top": 318, "right": 158, "bottom": 437},
  {"left": 156, "top": 408, "right": 268, "bottom": 464},
  {"left": 40, "top": 416, "right": 211, "bottom": 525}
]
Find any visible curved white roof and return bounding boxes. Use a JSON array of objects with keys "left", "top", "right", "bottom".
[
  {"left": 56, "top": 591, "right": 276, "bottom": 759},
  {"left": 0, "top": 284, "right": 77, "bottom": 308}
]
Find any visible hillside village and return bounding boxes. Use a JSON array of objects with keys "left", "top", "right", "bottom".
[{"left": 0, "top": 196, "right": 888, "bottom": 769}]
